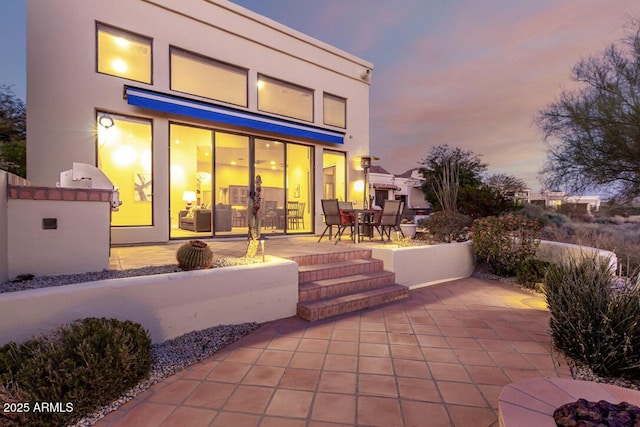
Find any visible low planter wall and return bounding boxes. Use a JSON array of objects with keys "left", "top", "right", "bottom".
[
  {"left": 0, "top": 257, "right": 298, "bottom": 345},
  {"left": 536, "top": 240, "right": 618, "bottom": 273},
  {"left": 371, "top": 241, "right": 475, "bottom": 289}
]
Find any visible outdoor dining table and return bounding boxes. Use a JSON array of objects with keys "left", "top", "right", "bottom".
[{"left": 342, "top": 208, "right": 378, "bottom": 243}]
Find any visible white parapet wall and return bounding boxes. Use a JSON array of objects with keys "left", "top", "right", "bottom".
[
  {"left": 371, "top": 241, "right": 475, "bottom": 289},
  {"left": 536, "top": 240, "right": 618, "bottom": 273},
  {"left": 0, "top": 257, "right": 298, "bottom": 345}
]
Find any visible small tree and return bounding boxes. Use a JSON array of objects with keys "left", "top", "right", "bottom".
[
  {"left": 536, "top": 20, "right": 640, "bottom": 201},
  {"left": 0, "top": 85, "right": 26, "bottom": 177}
]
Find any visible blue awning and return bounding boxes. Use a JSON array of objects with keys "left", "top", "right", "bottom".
[{"left": 125, "top": 87, "right": 345, "bottom": 144}]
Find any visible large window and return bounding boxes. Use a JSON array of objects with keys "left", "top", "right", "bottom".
[
  {"left": 323, "top": 93, "right": 346, "bottom": 128},
  {"left": 97, "top": 24, "right": 151, "bottom": 84},
  {"left": 257, "top": 75, "right": 313, "bottom": 122},
  {"left": 323, "top": 150, "right": 347, "bottom": 201},
  {"left": 97, "top": 113, "right": 152, "bottom": 226},
  {"left": 171, "top": 48, "right": 248, "bottom": 107}
]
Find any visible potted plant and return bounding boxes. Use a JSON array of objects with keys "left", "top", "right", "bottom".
[{"left": 399, "top": 218, "right": 417, "bottom": 239}]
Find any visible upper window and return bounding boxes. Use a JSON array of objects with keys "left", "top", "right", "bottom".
[
  {"left": 323, "top": 93, "right": 347, "bottom": 128},
  {"left": 257, "top": 75, "right": 313, "bottom": 122},
  {"left": 171, "top": 48, "right": 248, "bottom": 107},
  {"left": 97, "top": 23, "right": 152, "bottom": 84}
]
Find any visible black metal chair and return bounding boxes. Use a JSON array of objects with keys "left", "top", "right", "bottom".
[{"left": 318, "top": 199, "right": 354, "bottom": 244}]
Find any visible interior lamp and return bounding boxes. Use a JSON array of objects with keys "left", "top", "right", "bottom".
[{"left": 182, "top": 191, "right": 197, "bottom": 210}]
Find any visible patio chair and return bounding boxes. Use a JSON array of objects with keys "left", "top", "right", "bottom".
[
  {"left": 318, "top": 199, "right": 354, "bottom": 243},
  {"left": 370, "top": 199, "right": 402, "bottom": 243}
]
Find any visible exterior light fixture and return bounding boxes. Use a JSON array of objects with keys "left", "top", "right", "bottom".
[
  {"left": 359, "top": 155, "right": 379, "bottom": 209},
  {"left": 260, "top": 236, "right": 268, "bottom": 262},
  {"left": 182, "top": 191, "right": 197, "bottom": 210},
  {"left": 98, "top": 114, "right": 115, "bottom": 129}
]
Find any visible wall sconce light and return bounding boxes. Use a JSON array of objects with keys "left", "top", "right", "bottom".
[
  {"left": 182, "top": 191, "right": 197, "bottom": 210},
  {"left": 98, "top": 114, "right": 115, "bottom": 129}
]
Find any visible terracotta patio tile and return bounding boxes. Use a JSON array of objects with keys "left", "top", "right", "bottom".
[
  {"left": 266, "top": 389, "right": 314, "bottom": 418},
  {"left": 298, "top": 338, "right": 330, "bottom": 353},
  {"left": 408, "top": 314, "right": 435, "bottom": 324},
  {"left": 259, "top": 416, "right": 308, "bottom": 427},
  {"left": 438, "top": 326, "right": 471, "bottom": 338},
  {"left": 437, "top": 381, "right": 487, "bottom": 407},
  {"left": 358, "top": 373, "right": 398, "bottom": 397},
  {"left": 390, "top": 344, "right": 425, "bottom": 360},
  {"left": 327, "top": 340, "right": 358, "bottom": 355},
  {"left": 162, "top": 406, "right": 218, "bottom": 427},
  {"left": 110, "top": 402, "right": 174, "bottom": 426},
  {"left": 210, "top": 412, "right": 260, "bottom": 427},
  {"left": 183, "top": 381, "right": 236, "bottom": 409},
  {"left": 207, "top": 362, "right": 251, "bottom": 383},
  {"left": 402, "top": 400, "right": 451, "bottom": 427},
  {"left": 267, "top": 337, "right": 300, "bottom": 351},
  {"left": 393, "top": 358, "right": 431, "bottom": 379},
  {"left": 357, "top": 396, "right": 403, "bottom": 427},
  {"left": 223, "top": 385, "right": 274, "bottom": 413},
  {"left": 323, "top": 354, "right": 358, "bottom": 372},
  {"left": 521, "top": 353, "right": 557, "bottom": 371},
  {"left": 360, "top": 321, "right": 386, "bottom": 331},
  {"left": 359, "top": 342, "right": 390, "bottom": 357},
  {"left": 385, "top": 322, "right": 414, "bottom": 334},
  {"left": 146, "top": 379, "right": 199, "bottom": 404},
  {"left": 181, "top": 360, "right": 219, "bottom": 380},
  {"left": 504, "top": 368, "right": 547, "bottom": 383},
  {"left": 279, "top": 368, "right": 320, "bottom": 391},
  {"left": 465, "top": 365, "right": 511, "bottom": 386},
  {"left": 397, "top": 377, "right": 441, "bottom": 402},
  {"left": 360, "top": 331, "right": 388, "bottom": 343},
  {"left": 489, "top": 351, "right": 535, "bottom": 369},
  {"left": 453, "top": 349, "right": 496, "bottom": 366},
  {"left": 388, "top": 332, "right": 418, "bottom": 345},
  {"left": 359, "top": 356, "right": 394, "bottom": 375},
  {"left": 411, "top": 325, "right": 441, "bottom": 336},
  {"left": 330, "top": 329, "right": 359, "bottom": 342},
  {"left": 416, "top": 335, "right": 449, "bottom": 348},
  {"left": 428, "top": 361, "right": 471, "bottom": 382},
  {"left": 289, "top": 352, "right": 325, "bottom": 370},
  {"left": 422, "top": 347, "right": 457, "bottom": 363},
  {"left": 478, "top": 384, "right": 505, "bottom": 409},
  {"left": 304, "top": 326, "right": 334, "bottom": 339},
  {"left": 255, "top": 349, "right": 293, "bottom": 367},
  {"left": 311, "top": 392, "right": 356, "bottom": 424},
  {"left": 446, "top": 336, "right": 482, "bottom": 351},
  {"left": 509, "top": 340, "right": 549, "bottom": 355},
  {"left": 242, "top": 365, "right": 285, "bottom": 387},
  {"left": 477, "top": 338, "right": 516, "bottom": 352},
  {"left": 447, "top": 404, "right": 497, "bottom": 426},
  {"left": 466, "top": 327, "right": 501, "bottom": 339},
  {"left": 223, "top": 347, "right": 263, "bottom": 363},
  {"left": 318, "top": 371, "right": 357, "bottom": 394}
]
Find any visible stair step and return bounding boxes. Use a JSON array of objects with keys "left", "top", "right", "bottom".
[
  {"left": 297, "top": 284, "right": 409, "bottom": 322},
  {"left": 299, "top": 270, "right": 396, "bottom": 302},
  {"left": 288, "top": 249, "right": 372, "bottom": 266},
  {"left": 298, "top": 258, "right": 383, "bottom": 283}
]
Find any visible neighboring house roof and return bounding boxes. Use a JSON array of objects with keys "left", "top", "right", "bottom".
[
  {"left": 369, "top": 165, "right": 391, "bottom": 174},
  {"left": 396, "top": 168, "right": 420, "bottom": 178}
]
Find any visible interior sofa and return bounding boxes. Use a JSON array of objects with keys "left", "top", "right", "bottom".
[{"left": 178, "top": 205, "right": 232, "bottom": 232}]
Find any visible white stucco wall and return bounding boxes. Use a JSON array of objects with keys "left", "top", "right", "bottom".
[
  {"left": 536, "top": 240, "right": 618, "bottom": 273},
  {"left": 27, "top": 0, "right": 373, "bottom": 244},
  {"left": 0, "top": 172, "right": 8, "bottom": 283},
  {"left": 7, "top": 199, "right": 111, "bottom": 278},
  {"left": 371, "top": 241, "right": 475, "bottom": 289},
  {"left": 0, "top": 258, "right": 298, "bottom": 345}
]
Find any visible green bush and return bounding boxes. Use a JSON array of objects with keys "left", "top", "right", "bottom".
[
  {"left": 545, "top": 258, "right": 640, "bottom": 380},
  {"left": 515, "top": 259, "right": 551, "bottom": 291},
  {"left": 0, "top": 317, "right": 152, "bottom": 426},
  {"left": 421, "top": 211, "right": 473, "bottom": 243},
  {"left": 471, "top": 214, "right": 541, "bottom": 276}
]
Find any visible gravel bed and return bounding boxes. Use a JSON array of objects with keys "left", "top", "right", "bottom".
[{"left": 72, "top": 321, "right": 262, "bottom": 426}]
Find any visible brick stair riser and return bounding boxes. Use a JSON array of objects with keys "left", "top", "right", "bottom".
[
  {"left": 297, "top": 288, "right": 409, "bottom": 322},
  {"left": 288, "top": 250, "right": 372, "bottom": 266},
  {"left": 298, "top": 273, "right": 396, "bottom": 302},
  {"left": 298, "top": 260, "right": 383, "bottom": 283}
]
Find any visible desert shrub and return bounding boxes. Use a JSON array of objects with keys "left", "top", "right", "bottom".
[
  {"left": 422, "top": 211, "right": 473, "bottom": 243},
  {"left": 0, "top": 317, "right": 152, "bottom": 426},
  {"left": 471, "top": 214, "right": 541, "bottom": 276},
  {"left": 545, "top": 258, "right": 640, "bottom": 380},
  {"left": 515, "top": 259, "right": 551, "bottom": 291},
  {"left": 457, "top": 184, "right": 522, "bottom": 219}
]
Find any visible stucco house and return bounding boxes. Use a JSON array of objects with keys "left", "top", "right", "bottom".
[
  {"left": 26, "top": 0, "right": 373, "bottom": 244},
  {"left": 368, "top": 166, "right": 430, "bottom": 215}
]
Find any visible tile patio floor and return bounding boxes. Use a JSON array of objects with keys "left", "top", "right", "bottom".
[{"left": 98, "top": 237, "right": 572, "bottom": 426}]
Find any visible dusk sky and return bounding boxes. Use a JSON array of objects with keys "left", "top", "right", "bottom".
[{"left": 2, "top": 1, "right": 639, "bottom": 191}]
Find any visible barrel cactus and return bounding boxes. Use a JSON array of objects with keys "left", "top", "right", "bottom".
[{"left": 176, "top": 240, "right": 213, "bottom": 270}]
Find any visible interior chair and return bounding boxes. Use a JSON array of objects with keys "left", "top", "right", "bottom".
[
  {"left": 370, "top": 199, "right": 402, "bottom": 243},
  {"left": 318, "top": 199, "right": 354, "bottom": 244},
  {"left": 287, "top": 201, "right": 305, "bottom": 229},
  {"left": 262, "top": 200, "right": 278, "bottom": 229}
]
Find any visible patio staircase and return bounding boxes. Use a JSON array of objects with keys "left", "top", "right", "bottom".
[{"left": 290, "top": 249, "right": 409, "bottom": 322}]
